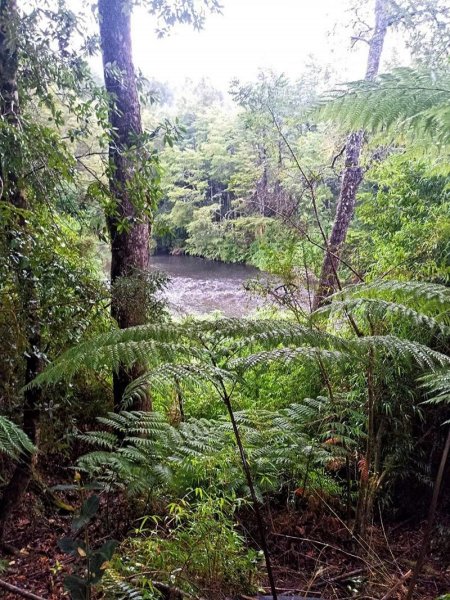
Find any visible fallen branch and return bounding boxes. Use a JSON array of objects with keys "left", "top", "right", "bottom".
[
  {"left": 29, "top": 473, "right": 74, "bottom": 513},
  {"left": 315, "top": 567, "right": 366, "bottom": 587},
  {"left": 152, "top": 580, "right": 185, "bottom": 599},
  {"left": 259, "top": 594, "right": 323, "bottom": 600},
  {"left": 381, "top": 569, "right": 412, "bottom": 600},
  {"left": 0, "top": 578, "right": 47, "bottom": 600}
]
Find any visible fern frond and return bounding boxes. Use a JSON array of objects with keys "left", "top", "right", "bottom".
[
  {"left": 78, "top": 431, "right": 118, "bottom": 450},
  {"left": 29, "top": 336, "right": 204, "bottom": 388},
  {"left": 0, "top": 416, "right": 35, "bottom": 459},
  {"left": 331, "top": 280, "right": 450, "bottom": 315},
  {"left": 29, "top": 318, "right": 336, "bottom": 389},
  {"left": 122, "top": 362, "right": 234, "bottom": 407},
  {"left": 227, "top": 323, "right": 347, "bottom": 353},
  {"left": 352, "top": 335, "right": 450, "bottom": 369},
  {"left": 101, "top": 570, "right": 146, "bottom": 599},
  {"left": 230, "top": 347, "right": 347, "bottom": 372},
  {"left": 318, "top": 67, "right": 450, "bottom": 146},
  {"left": 315, "top": 298, "right": 450, "bottom": 334},
  {"left": 420, "top": 369, "right": 450, "bottom": 405}
]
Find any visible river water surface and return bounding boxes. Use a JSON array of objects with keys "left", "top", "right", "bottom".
[{"left": 149, "top": 255, "right": 263, "bottom": 317}]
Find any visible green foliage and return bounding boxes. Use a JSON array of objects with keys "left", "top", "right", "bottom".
[
  {"left": 150, "top": 70, "right": 339, "bottom": 268},
  {"left": 30, "top": 280, "right": 450, "bottom": 521},
  {"left": 421, "top": 370, "right": 450, "bottom": 415},
  {"left": 318, "top": 67, "right": 450, "bottom": 159},
  {"left": 351, "top": 157, "right": 450, "bottom": 281},
  {"left": 0, "top": 416, "right": 35, "bottom": 461},
  {"left": 58, "top": 489, "right": 118, "bottom": 600},
  {"left": 185, "top": 213, "right": 288, "bottom": 265},
  {"left": 0, "top": 204, "right": 110, "bottom": 447},
  {"left": 2, "top": 4, "right": 450, "bottom": 596},
  {"left": 76, "top": 402, "right": 341, "bottom": 499},
  {"left": 108, "top": 495, "right": 260, "bottom": 599}
]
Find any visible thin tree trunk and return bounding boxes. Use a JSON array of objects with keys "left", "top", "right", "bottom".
[
  {"left": 98, "top": 0, "right": 151, "bottom": 411},
  {"left": 405, "top": 428, "right": 450, "bottom": 600},
  {"left": 313, "top": 0, "right": 389, "bottom": 309},
  {"left": 0, "top": 0, "right": 42, "bottom": 546}
]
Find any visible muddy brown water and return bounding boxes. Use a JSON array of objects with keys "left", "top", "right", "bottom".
[{"left": 149, "top": 254, "right": 265, "bottom": 317}]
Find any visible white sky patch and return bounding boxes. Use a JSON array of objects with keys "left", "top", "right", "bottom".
[{"left": 130, "top": 0, "right": 373, "bottom": 89}]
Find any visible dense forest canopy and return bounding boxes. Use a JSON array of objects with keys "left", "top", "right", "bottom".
[{"left": 0, "top": 1, "right": 449, "bottom": 599}]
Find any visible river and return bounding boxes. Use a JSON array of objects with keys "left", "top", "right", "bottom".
[{"left": 149, "top": 255, "right": 264, "bottom": 317}]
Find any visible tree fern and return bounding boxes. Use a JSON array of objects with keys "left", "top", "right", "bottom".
[
  {"left": 28, "top": 318, "right": 337, "bottom": 389},
  {"left": 77, "top": 400, "right": 341, "bottom": 500},
  {"left": 313, "top": 281, "right": 450, "bottom": 368},
  {"left": 27, "top": 281, "right": 450, "bottom": 513}
]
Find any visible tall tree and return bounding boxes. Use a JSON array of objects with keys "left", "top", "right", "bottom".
[
  {"left": 97, "top": 0, "right": 220, "bottom": 411},
  {"left": 0, "top": 0, "right": 43, "bottom": 546},
  {"left": 313, "top": 0, "right": 389, "bottom": 309},
  {"left": 98, "top": 0, "right": 151, "bottom": 411},
  {"left": 313, "top": 0, "right": 450, "bottom": 309}
]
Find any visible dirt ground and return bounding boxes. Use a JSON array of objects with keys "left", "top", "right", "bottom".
[{"left": 1, "top": 489, "right": 449, "bottom": 599}]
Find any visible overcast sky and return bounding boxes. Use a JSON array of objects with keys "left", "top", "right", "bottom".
[{"left": 129, "top": 0, "right": 390, "bottom": 91}]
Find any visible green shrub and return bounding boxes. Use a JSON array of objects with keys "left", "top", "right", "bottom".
[{"left": 109, "top": 496, "right": 260, "bottom": 599}]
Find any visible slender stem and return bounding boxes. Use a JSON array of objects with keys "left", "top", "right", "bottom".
[
  {"left": 204, "top": 340, "right": 278, "bottom": 599},
  {"left": 405, "top": 427, "right": 450, "bottom": 600},
  {"left": 222, "top": 391, "right": 278, "bottom": 600},
  {"left": 344, "top": 455, "right": 351, "bottom": 524},
  {"left": 266, "top": 105, "right": 364, "bottom": 337}
]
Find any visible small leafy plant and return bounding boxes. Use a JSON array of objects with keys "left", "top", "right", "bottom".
[
  {"left": 58, "top": 477, "right": 117, "bottom": 600},
  {"left": 109, "top": 494, "right": 260, "bottom": 599}
]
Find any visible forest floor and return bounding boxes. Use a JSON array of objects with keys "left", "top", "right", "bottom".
[{"left": 0, "top": 487, "right": 449, "bottom": 600}]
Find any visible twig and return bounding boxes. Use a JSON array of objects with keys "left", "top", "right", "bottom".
[
  {"left": 0, "top": 579, "right": 47, "bottom": 600},
  {"left": 331, "top": 144, "right": 346, "bottom": 169},
  {"left": 381, "top": 569, "right": 412, "bottom": 600}
]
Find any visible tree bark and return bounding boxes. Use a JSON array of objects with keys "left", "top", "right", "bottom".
[
  {"left": 0, "top": 0, "right": 42, "bottom": 545},
  {"left": 98, "top": 0, "right": 151, "bottom": 411},
  {"left": 313, "top": 0, "right": 389, "bottom": 310}
]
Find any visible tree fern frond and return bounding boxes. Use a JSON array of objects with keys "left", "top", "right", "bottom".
[
  {"left": 230, "top": 347, "right": 347, "bottom": 372},
  {"left": 0, "top": 416, "right": 35, "bottom": 459},
  {"left": 28, "top": 337, "right": 204, "bottom": 388},
  {"left": 122, "top": 362, "right": 234, "bottom": 407},
  {"left": 227, "top": 323, "right": 347, "bottom": 354},
  {"left": 352, "top": 335, "right": 450, "bottom": 369},
  {"left": 30, "top": 318, "right": 336, "bottom": 389},
  {"left": 331, "top": 280, "right": 450, "bottom": 313},
  {"left": 314, "top": 298, "right": 450, "bottom": 334},
  {"left": 420, "top": 369, "right": 450, "bottom": 405},
  {"left": 318, "top": 67, "right": 450, "bottom": 145},
  {"left": 280, "top": 397, "right": 330, "bottom": 423}
]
